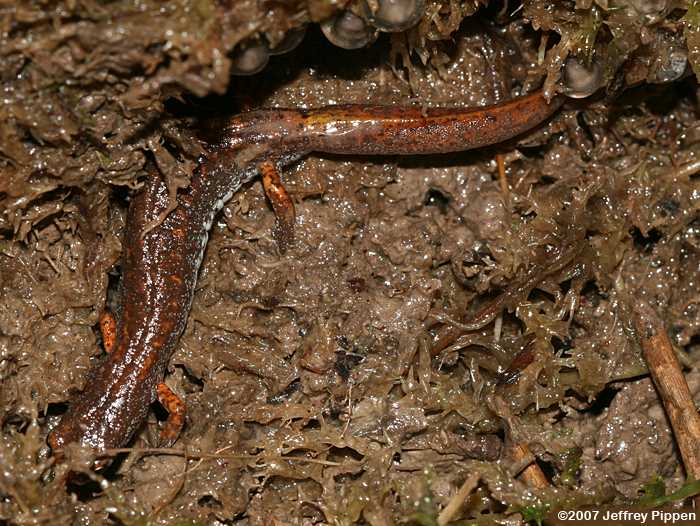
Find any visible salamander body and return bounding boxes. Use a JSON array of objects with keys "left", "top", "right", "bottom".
[{"left": 48, "top": 90, "right": 563, "bottom": 453}]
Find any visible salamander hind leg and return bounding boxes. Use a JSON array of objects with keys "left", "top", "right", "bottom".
[
  {"left": 156, "top": 383, "right": 186, "bottom": 447},
  {"left": 260, "top": 160, "right": 296, "bottom": 253}
]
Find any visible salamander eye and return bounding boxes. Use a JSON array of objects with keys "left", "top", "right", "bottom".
[
  {"left": 363, "top": 0, "right": 425, "bottom": 32},
  {"left": 231, "top": 40, "right": 270, "bottom": 76},
  {"left": 268, "top": 26, "right": 307, "bottom": 56},
  {"left": 562, "top": 56, "right": 603, "bottom": 99},
  {"left": 321, "top": 10, "right": 376, "bottom": 49}
]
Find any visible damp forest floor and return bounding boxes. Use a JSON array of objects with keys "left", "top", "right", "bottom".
[{"left": 2, "top": 1, "right": 700, "bottom": 525}]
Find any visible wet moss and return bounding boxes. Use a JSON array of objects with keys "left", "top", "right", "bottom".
[{"left": 2, "top": 1, "right": 700, "bottom": 524}]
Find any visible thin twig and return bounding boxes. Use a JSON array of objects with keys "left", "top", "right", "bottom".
[
  {"left": 489, "top": 396, "right": 550, "bottom": 489},
  {"left": 496, "top": 153, "right": 509, "bottom": 196},
  {"left": 509, "top": 442, "right": 550, "bottom": 489},
  {"left": 631, "top": 301, "right": 700, "bottom": 506},
  {"left": 437, "top": 473, "right": 480, "bottom": 526}
]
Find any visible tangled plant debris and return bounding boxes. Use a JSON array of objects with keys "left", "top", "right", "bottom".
[{"left": 2, "top": 0, "right": 700, "bottom": 524}]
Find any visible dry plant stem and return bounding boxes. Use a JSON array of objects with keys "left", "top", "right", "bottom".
[
  {"left": 437, "top": 473, "right": 480, "bottom": 526},
  {"left": 496, "top": 153, "right": 509, "bottom": 195},
  {"left": 632, "top": 301, "right": 700, "bottom": 506},
  {"left": 510, "top": 442, "right": 550, "bottom": 489},
  {"left": 490, "top": 395, "right": 550, "bottom": 489}
]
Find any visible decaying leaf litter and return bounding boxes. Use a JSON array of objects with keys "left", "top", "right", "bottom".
[{"left": 2, "top": 0, "right": 700, "bottom": 523}]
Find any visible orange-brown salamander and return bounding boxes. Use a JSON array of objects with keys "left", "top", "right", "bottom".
[{"left": 48, "top": 90, "right": 563, "bottom": 455}]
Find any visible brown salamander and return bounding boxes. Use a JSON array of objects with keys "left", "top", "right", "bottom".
[{"left": 48, "top": 90, "right": 563, "bottom": 454}]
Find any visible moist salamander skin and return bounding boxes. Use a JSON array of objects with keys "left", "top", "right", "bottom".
[{"left": 48, "top": 90, "right": 563, "bottom": 453}]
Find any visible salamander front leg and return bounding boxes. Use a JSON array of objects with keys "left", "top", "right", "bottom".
[
  {"left": 156, "top": 383, "right": 186, "bottom": 447},
  {"left": 260, "top": 160, "right": 296, "bottom": 253}
]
